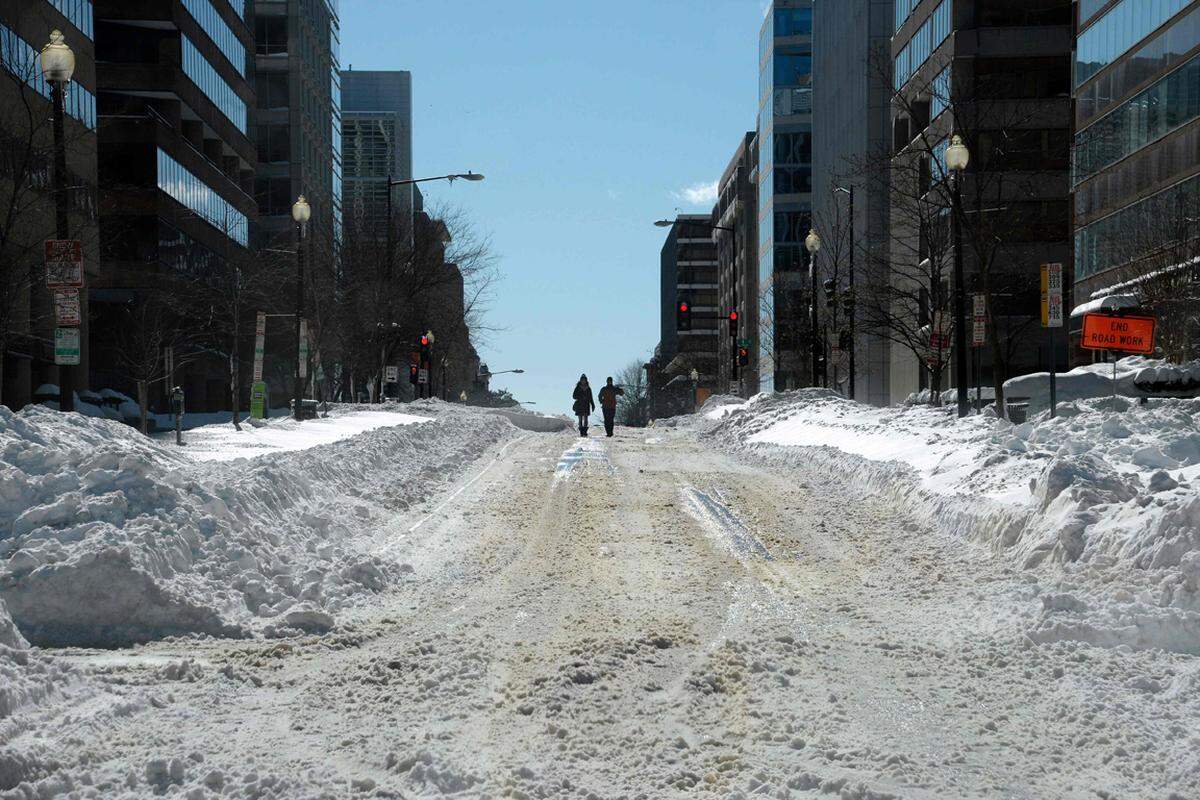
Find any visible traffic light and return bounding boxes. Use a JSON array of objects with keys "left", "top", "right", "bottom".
[
  {"left": 409, "top": 364, "right": 419, "bottom": 385},
  {"left": 738, "top": 346, "right": 750, "bottom": 366},
  {"left": 418, "top": 334, "right": 431, "bottom": 362},
  {"left": 823, "top": 279, "right": 836, "bottom": 308},
  {"left": 728, "top": 310, "right": 738, "bottom": 338},
  {"left": 677, "top": 299, "right": 691, "bottom": 331},
  {"left": 841, "top": 291, "right": 855, "bottom": 315}
]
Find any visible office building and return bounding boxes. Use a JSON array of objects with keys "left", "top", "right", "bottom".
[
  {"left": 0, "top": 0, "right": 97, "bottom": 409},
  {"left": 1072, "top": 0, "right": 1200, "bottom": 358},
  {"left": 88, "top": 0, "right": 256, "bottom": 410},
  {"left": 253, "top": 0, "right": 341, "bottom": 255},
  {"left": 713, "top": 131, "right": 760, "bottom": 398},
  {"left": 889, "top": 0, "right": 1072, "bottom": 402},
  {"left": 758, "top": 0, "right": 815, "bottom": 392},
  {"left": 812, "top": 0, "right": 892, "bottom": 405},
  {"left": 646, "top": 215, "right": 719, "bottom": 418},
  {"left": 341, "top": 69, "right": 412, "bottom": 234}
]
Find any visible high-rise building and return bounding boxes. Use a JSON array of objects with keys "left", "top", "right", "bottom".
[
  {"left": 0, "top": 0, "right": 98, "bottom": 409},
  {"left": 88, "top": 0, "right": 256, "bottom": 409},
  {"left": 713, "top": 132, "right": 759, "bottom": 398},
  {"left": 812, "top": 0, "right": 892, "bottom": 405},
  {"left": 253, "top": 0, "right": 341, "bottom": 255},
  {"left": 888, "top": 0, "right": 1072, "bottom": 402},
  {"left": 757, "top": 0, "right": 814, "bottom": 392},
  {"left": 1072, "top": 0, "right": 1200, "bottom": 357},
  {"left": 340, "top": 69, "right": 412, "bottom": 234},
  {"left": 646, "top": 215, "right": 719, "bottom": 417}
]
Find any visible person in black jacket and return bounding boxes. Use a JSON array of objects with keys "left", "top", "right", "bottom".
[
  {"left": 597, "top": 377, "right": 624, "bottom": 437},
  {"left": 572, "top": 374, "right": 595, "bottom": 437}
]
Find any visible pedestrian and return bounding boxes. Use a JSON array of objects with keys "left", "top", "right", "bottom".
[
  {"left": 597, "top": 377, "right": 624, "bottom": 438},
  {"left": 572, "top": 374, "right": 595, "bottom": 437}
]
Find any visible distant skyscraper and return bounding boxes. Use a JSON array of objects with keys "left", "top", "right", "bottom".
[
  {"left": 714, "top": 132, "right": 759, "bottom": 398},
  {"left": 340, "top": 69, "right": 413, "bottom": 234},
  {"left": 757, "top": 0, "right": 814, "bottom": 392},
  {"left": 812, "top": 0, "right": 892, "bottom": 405},
  {"left": 253, "top": 0, "right": 341, "bottom": 254}
]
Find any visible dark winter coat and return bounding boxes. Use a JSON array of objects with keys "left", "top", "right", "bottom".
[
  {"left": 572, "top": 383, "right": 595, "bottom": 415},
  {"left": 598, "top": 385, "right": 624, "bottom": 410}
]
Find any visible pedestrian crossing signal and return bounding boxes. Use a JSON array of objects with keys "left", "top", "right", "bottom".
[
  {"left": 738, "top": 347, "right": 750, "bottom": 366},
  {"left": 409, "top": 364, "right": 419, "bottom": 384}
]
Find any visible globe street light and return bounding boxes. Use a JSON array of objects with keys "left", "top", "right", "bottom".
[
  {"left": 946, "top": 134, "right": 970, "bottom": 418},
  {"left": 291, "top": 195, "right": 310, "bottom": 420},
  {"left": 41, "top": 31, "right": 76, "bottom": 412},
  {"left": 805, "top": 229, "right": 822, "bottom": 388}
]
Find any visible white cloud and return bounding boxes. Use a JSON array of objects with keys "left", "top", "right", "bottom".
[{"left": 672, "top": 180, "right": 719, "bottom": 207}]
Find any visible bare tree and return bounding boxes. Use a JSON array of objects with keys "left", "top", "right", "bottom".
[{"left": 614, "top": 358, "right": 648, "bottom": 427}]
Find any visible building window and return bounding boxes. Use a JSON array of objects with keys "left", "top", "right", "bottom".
[
  {"left": 158, "top": 148, "right": 248, "bottom": 246},
  {"left": 256, "top": 124, "right": 290, "bottom": 164},
  {"left": 1076, "top": 0, "right": 1191, "bottom": 87},
  {"left": 255, "top": 14, "right": 288, "bottom": 56},
  {"left": 774, "top": 7, "right": 812, "bottom": 37},
  {"left": 930, "top": 65, "right": 950, "bottom": 119},
  {"left": 1075, "top": 52, "right": 1200, "bottom": 186},
  {"left": 49, "top": 0, "right": 94, "bottom": 40},
  {"left": 1075, "top": 171, "right": 1200, "bottom": 279},
  {"left": 0, "top": 24, "right": 95, "bottom": 129},
  {"left": 181, "top": 35, "right": 247, "bottom": 132},
  {"left": 895, "top": 0, "right": 914, "bottom": 32},
  {"left": 182, "top": 0, "right": 246, "bottom": 76},
  {"left": 896, "top": 0, "right": 951, "bottom": 92}
]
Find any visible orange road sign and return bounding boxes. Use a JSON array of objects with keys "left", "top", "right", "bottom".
[{"left": 1081, "top": 313, "right": 1156, "bottom": 354}]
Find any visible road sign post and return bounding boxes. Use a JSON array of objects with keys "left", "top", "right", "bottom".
[{"left": 1041, "top": 264, "right": 1064, "bottom": 417}]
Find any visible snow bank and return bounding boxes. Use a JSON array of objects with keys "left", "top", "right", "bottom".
[
  {"left": 0, "top": 403, "right": 517, "bottom": 647},
  {"left": 704, "top": 389, "right": 1200, "bottom": 654},
  {"left": 1006, "top": 356, "right": 1200, "bottom": 413}
]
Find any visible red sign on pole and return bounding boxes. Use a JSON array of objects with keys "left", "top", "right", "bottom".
[
  {"left": 44, "top": 239, "right": 83, "bottom": 288},
  {"left": 53, "top": 289, "right": 81, "bottom": 326},
  {"left": 1081, "top": 313, "right": 1156, "bottom": 354}
]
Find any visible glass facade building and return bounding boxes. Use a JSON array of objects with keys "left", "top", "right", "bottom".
[
  {"left": 1072, "top": 0, "right": 1200, "bottom": 289},
  {"left": 157, "top": 147, "right": 249, "bottom": 245},
  {"left": 341, "top": 70, "right": 412, "bottom": 233},
  {"left": 181, "top": 34, "right": 247, "bottom": 132},
  {"left": 758, "top": 0, "right": 814, "bottom": 391}
]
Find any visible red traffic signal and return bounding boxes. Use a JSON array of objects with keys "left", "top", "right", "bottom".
[
  {"left": 678, "top": 302, "right": 689, "bottom": 313},
  {"left": 729, "top": 311, "right": 738, "bottom": 322},
  {"left": 419, "top": 335, "right": 430, "bottom": 347}
]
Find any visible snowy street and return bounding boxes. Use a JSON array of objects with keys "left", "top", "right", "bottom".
[{"left": 3, "top": 402, "right": 1196, "bottom": 798}]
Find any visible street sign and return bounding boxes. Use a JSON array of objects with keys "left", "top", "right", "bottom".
[
  {"left": 44, "top": 239, "right": 83, "bottom": 288},
  {"left": 54, "top": 327, "right": 80, "bottom": 365},
  {"left": 53, "top": 289, "right": 81, "bottom": 326},
  {"left": 250, "top": 381, "right": 267, "bottom": 419},
  {"left": 253, "top": 311, "right": 266, "bottom": 382},
  {"left": 418, "top": 368, "right": 429, "bottom": 385},
  {"left": 385, "top": 365, "right": 399, "bottom": 383},
  {"left": 972, "top": 293, "right": 986, "bottom": 347},
  {"left": 738, "top": 338, "right": 753, "bottom": 348},
  {"left": 1041, "top": 263, "right": 1063, "bottom": 328},
  {"left": 1081, "top": 313, "right": 1156, "bottom": 354},
  {"left": 298, "top": 319, "right": 309, "bottom": 379}
]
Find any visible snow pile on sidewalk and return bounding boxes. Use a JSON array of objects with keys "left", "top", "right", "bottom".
[
  {"left": 1, "top": 597, "right": 78, "bottom": 723},
  {"left": 1006, "top": 356, "right": 1200, "bottom": 413},
  {"left": 170, "top": 407, "right": 432, "bottom": 461},
  {"left": 0, "top": 402, "right": 517, "bottom": 647},
  {"left": 704, "top": 389, "right": 1200, "bottom": 653}
]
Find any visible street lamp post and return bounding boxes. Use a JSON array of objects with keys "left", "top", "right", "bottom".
[
  {"left": 41, "top": 30, "right": 76, "bottom": 412},
  {"left": 805, "top": 229, "right": 822, "bottom": 388},
  {"left": 386, "top": 171, "right": 484, "bottom": 273},
  {"left": 945, "top": 134, "right": 971, "bottom": 418},
  {"left": 835, "top": 185, "right": 856, "bottom": 401},
  {"left": 424, "top": 330, "right": 436, "bottom": 400},
  {"left": 291, "top": 195, "right": 311, "bottom": 420}
]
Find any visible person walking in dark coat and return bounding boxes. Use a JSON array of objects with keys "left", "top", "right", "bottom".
[
  {"left": 572, "top": 374, "right": 595, "bottom": 437},
  {"left": 597, "top": 377, "right": 624, "bottom": 437}
]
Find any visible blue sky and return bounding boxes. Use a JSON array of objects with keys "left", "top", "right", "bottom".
[{"left": 341, "top": 1, "right": 765, "bottom": 413}]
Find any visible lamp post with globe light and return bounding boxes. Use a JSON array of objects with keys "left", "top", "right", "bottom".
[
  {"left": 805, "top": 229, "right": 822, "bottom": 388},
  {"left": 40, "top": 30, "right": 76, "bottom": 412},
  {"left": 945, "top": 134, "right": 971, "bottom": 418},
  {"left": 291, "top": 195, "right": 311, "bottom": 420}
]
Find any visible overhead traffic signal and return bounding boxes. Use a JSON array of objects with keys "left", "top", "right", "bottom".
[
  {"left": 677, "top": 299, "right": 691, "bottom": 331},
  {"left": 823, "top": 279, "right": 836, "bottom": 308}
]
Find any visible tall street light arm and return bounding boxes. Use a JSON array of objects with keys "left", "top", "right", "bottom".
[
  {"left": 654, "top": 219, "right": 734, "bottom": 233},
  {"left": 388, "top": 172, "right": 485, "bottom": 187}
]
